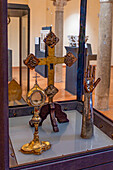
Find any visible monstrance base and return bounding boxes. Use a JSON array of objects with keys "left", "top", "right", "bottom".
[{"left": 20, "top": 140, "right": 51, "bottom": 155}]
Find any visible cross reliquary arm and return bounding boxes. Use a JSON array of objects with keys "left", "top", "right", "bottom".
[{"left": 24, "top": 31, "right": 77, "bottom": 132}]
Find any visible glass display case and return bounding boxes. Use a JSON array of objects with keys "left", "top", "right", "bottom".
[
  {"left": 8, "top": 3, "right": 30, "bottom": 104},
  {"left": 0, "top": 1, "right": 113, "bottom": 170},
  {"left": 9, "top": 101, "right": 113, "bottom": 169}
]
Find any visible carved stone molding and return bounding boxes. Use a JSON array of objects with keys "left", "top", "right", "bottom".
[
  {"left": 100, "top": 0, "right": 113, "bottom": 3},
  {"left": 52, "top": 0, "right": 70, "bottom": 11}
]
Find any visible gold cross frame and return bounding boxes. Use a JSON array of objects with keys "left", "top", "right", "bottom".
[
  {"left": 24, "top": 31, "right": 77, "bottom": 102},
  {"left": 24, "top": 31, "right": 77, "bottom": 132}
]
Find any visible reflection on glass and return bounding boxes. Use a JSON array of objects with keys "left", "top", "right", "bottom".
[
  {"left": 8, "top": 4, "right": 30, "bottom": 106},
  {"left": 31, "top": 91, "right": 43, "bottom": 106},
  {"left": 8, "top": 1, "right": 113, "bottom": 170}
]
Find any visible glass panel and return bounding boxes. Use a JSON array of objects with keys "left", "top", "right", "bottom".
[
  {"left": 8, "top": 17, "right": 19, "bottom": 84},
  {"left": 21, "top": 14, "right": 28, "bottom": 100},
  {"left": 8, "top": 6, "right": 29, "bottom": 107},
  {"left": 8, "top": 1, "right": 113, "bottom": 169}
]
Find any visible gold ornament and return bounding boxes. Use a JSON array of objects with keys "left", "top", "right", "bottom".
[
  {"left": 20, "top": 74, "right": 51, "bottom": 155},
  {"left": 8, "top": 79, "right": 22, "bottom": 106}
]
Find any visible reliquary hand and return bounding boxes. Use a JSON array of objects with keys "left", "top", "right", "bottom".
[{"left": 84, "top": 65, "right": 101, "bottom": 93}]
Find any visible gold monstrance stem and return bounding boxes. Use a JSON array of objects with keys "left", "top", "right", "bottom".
[{"left": 20, "top": 107, "right": 51, "bottom": 155}]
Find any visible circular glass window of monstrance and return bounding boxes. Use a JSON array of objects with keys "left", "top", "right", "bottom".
[{"left": 30, "top": 91, "right": 44, "bottom": 106}]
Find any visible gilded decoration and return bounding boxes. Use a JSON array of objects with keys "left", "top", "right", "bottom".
[
  {"left": 20, "top": 74, "right": 51, "bottom": 155},
  {"left": 43, "top": 31, "right": 59, "bottom": 48},
  {"left": 24, "top": 31, "right": 77, "bottom": 132},
  {"left": 44, "top": 84, "right": 59, "bottom": 98},
  {"left": 8, "top": 79, "right": 22, "bottom": 102},
  {"left": 64, "top": 52, "right": 77, "bottom": 67},
  {"left": 24, "top": 53, "right": 40, "bottom": 70}
]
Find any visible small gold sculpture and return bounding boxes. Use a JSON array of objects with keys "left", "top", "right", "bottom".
[
  {"left": 81, "top": 66, "right": 101, "bottom": 139},
  {"left": 20, "top": 74, "right": 51, "bottom": 155},
  {"left": 8, "top": 79, "right": 22, "bottom": 106}
]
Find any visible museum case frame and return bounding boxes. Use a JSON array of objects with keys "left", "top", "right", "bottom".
[
  {"left": 0, "top": 0, "right": 113, "bottom": 170},
  {"left": 8, "top": 3, "right": 30, "bottom": 92}
]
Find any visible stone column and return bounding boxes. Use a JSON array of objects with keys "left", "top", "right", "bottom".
[
  {"left": 95, "top": 0, "right": 113, "bottom": 110},
  {"left": 52, "top": 0, "right": 70, "bottom": 82}
]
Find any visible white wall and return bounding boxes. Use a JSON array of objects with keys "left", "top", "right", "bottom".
[
  {"left": 64, "top": 0, "right": 100, "bottom": 55},
  {"left": 8, "top": 15, "right": 28, "bottom": 67},
  {"left": 86, "top": 0, "right": 100, "bottom": 54},
  {"left": 22, "top": 15, "right": 28, "bottom": 66},
  {"left": 64, "top": 0, "right": 80, "bottom": 55},
  {"left": 46, "top": 0, "right": 55, "bottom": 31},
  {"left": 8, "top": 0, "right": 28, "bottom": 4},
  {"left": 8, "top": 0, "right": 29, "bottom": 67},
  {"left": 8, "top": 17, "right": 19, "bottom": 67},
  {"left": 8, "top": 0, "right": 113, "bottom": 65},
  {"left": 28, "top": 0, "right": 47, "bottom": 53}
]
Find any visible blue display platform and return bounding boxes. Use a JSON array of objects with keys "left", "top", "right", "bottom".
[
  {"left": 65, "top": 46, "right": 78, "bottom": 95},
  {"left": 35, "top": 44, "right": 48, "bottom": 78},
  {"left": 35, "top": 26, "right": 51, "bottom": 78},
  {"left": 65, "top": 44, "right": 92, "bottom": 95},
  {"left": 9, "top": 110, "right": 113, "bottom": 165}
]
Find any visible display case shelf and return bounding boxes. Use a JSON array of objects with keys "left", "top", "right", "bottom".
[
  {"left": 9, "top": 110, "right": 113, "bottom": 166},
  {"left": 9, "top": 101, "right": 113, "bottom": 169}
]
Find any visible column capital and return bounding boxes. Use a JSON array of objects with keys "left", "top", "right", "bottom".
[
  {"left": 100, "top": 0, "right": 113, "bottom": 3},
  {"left": 52, "top": 0, "right": 70, "bottom": 11}
]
